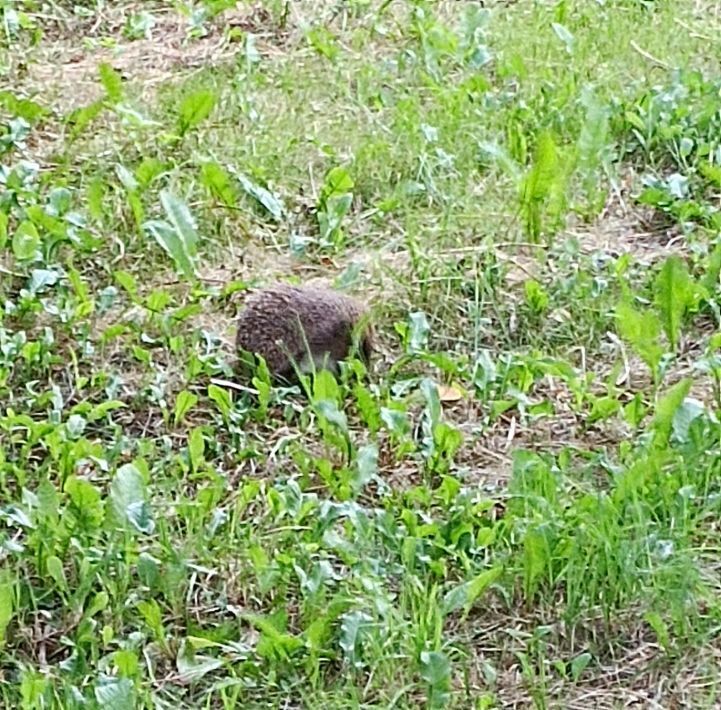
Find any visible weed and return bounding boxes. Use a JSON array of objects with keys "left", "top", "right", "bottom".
[{"left": 1, "top": 0, "right": 720, "bottom": 707}]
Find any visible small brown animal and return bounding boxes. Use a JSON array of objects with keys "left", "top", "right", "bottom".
[{"left": 235, "top": 282, "right": 373, "bottom": 382}]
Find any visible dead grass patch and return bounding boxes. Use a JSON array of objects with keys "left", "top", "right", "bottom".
[
  {"left": 461, "top": 602, "right": 721, "bottom": 709},
  {"left": 567, "top": 168, "right": 686, "bottom": 265},
  {"left": 16, "top": 2, "right": 300, "bottom": 115}
]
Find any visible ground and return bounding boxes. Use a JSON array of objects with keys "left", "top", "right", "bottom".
[{"left": 2, "top": 1, "right": 721, "bottom": 708}]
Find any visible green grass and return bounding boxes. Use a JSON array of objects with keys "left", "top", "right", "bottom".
[{"left": 2, "top": 0, "right": 721, "bottom": 707}]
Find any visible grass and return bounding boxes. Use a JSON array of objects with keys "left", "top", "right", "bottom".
[{"left": 2, "top": 0, "right": 721, "bottom": 707}]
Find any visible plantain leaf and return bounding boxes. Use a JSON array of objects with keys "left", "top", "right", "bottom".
[
  {"left": 615, "top": 300, "right": 664, "bottom": 380},
  {"left": 174, "top": 390, "right": 198, "bottom": 425},
  {"left": 551, "top": 22, "right": 574, "bottom": 54},
  {"left": 442, "top": 566, "right": 502, "bottom": 616},
  {"left": 0, "top": 574, "right": 14, "bottom": 649},
  {"left": 519, "top": 131, "right": 565, "bottom": 241},
  {"left": 109, "top": 463, "right": 154, "bottom": 534},
  {"left": 178, "top": 89, "right": 217, "bottom": 135},
  {"left": 654, "top": 255, "right": 694, "bottom": 351},
  {"left": 234, "top": 170, "right": 285, "bottom": 221},
  {"left": 200, "top": 161, "right": 237, "bottom": 206},
  {"left": 652, "top": 378, "right": 692, "bottom": 448},
  {"left": 94, "top": 678, "right": 135, "bottom": 710},
  {"left": 0, "top": 212, "right": 7, "bottom": 250},
  {"left": 98, "top": 62, "right": 124, "bottom": 103},
  {"left": 701, "top": 241, "right": 721, "bottom": 294},
  {"left": 144, "top": 220, "right": 196, "bottom": 280},
  {"left": 523, "top": 526, "right": 550, "bottom": 597},
  {"left": 160, "top": 189, "right": 198, "bottom": 254},
  {"left": 142, "top": 191, "right": 199, "bottom": 281},
  {"left": 12, "top": 220, "right": 40, "bottom": 261}
]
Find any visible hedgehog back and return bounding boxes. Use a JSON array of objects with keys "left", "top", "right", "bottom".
[{"left": 235, "top": 284, "right": 367, "bottom": 379}]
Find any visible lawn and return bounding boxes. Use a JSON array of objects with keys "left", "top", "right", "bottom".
[{"left": 2, "top": 0, "right": 721, "bottom": 707}]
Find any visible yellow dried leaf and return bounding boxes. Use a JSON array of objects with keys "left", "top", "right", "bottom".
[{"left": 438, "top": 385, "right": 463, "bottom": 402}]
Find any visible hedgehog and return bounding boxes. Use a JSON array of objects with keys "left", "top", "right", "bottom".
[{"left": 235, "top": 282, "right": 374, "bottom": 382}]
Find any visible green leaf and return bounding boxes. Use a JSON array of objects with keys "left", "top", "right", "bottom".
[
  {"left": 623, "top": 393, "right": 647, "bottom": 428},
  {"left": 523, "top": 526, "right": 550, "bottom": 597},
  {"left": 312, "top": 368, "right": 341, "bottom": 403},
  {"left": 208, "top": 384, "right": 232, "bottom": 420},
  {"left": 551, "top": 22, "right": 574, "bottom": 53},
  {"left": 12, "top": 220, "right": 40, "bottom": 261},
  {"left": 442, "top": 566, "right": 503, "bottom": 616},
  {"left": 144, "top": 220, "right": 194, "bottom": 279},
  {"left": 234, "top": 171, "right": 285, "bottom": 221},
  {"left": 86, "top": 591, "right": 109, "bottom": 618},
  {"left": 124, "top": 10, "right": 157, "bottom": 40},
  {"left": 317, "top": 166, "right": 354, "bottom": 243},
  {"left": 109, "top": 463, "right": 155, "bottom": 534},
  {"left": 113, "top": 649, "right": 139, "bottom": 677},
  {"left": 137, "top": 598, "right": 165, "bottom": 643},
  {"left": 408, "top": 311, "right": 430, "bottom": 353},
  {"left": 65, "top": 476, "right": 104, "bottom": 529},
  {"left": 420, "top": 649, "right": 450, "bottom": 686},
  {"left": 652, "top": 378, "right": 692, "bottom": 448},
  {"left": 615, "top": 300, "right": 664, "bottom": 380},
  {"left": 200, "top": 162, "right": 237, "bottom": 206},
  {"left": 115, "top": 164, "right": 138, "bottom": 192},
  {"left": 420, "top": 377, "right": 442, "bottom": 427},
  {"left": 524, "top": 279, "right": 549, "bottom": 314},
  {"left": 174, "top": 390, "right": 198, "bottom": 425},
  {"left": 305, "top": 614, "right": 333, "bottom": 654},
  {"left": 654, "top": 255, "right": 694, "bottom": 351},
  {"left": 587, "top": 395, "right": 621, "bottom": 424},
  {"left": 380, "top": 407, "right": 410, "bottom": 437},
  {"left": 0, "top": 212, "right": 8, "bottom": 250},
  {"left": 98, "top": 62, "right": 124, "bottom": 103},
  {"left": 46, "top": 555, "right": 69, "bottom": 594},
  {"left": 142, "top": 190, "right": 199, "bottom": 281},
  {"left": 188, "top": 427, "right": 205, "bottom": 471},
  {"left": 87, "top": 399, "right": 126, "bottom": 421},
  {"left": 244, "top": 612, "right": 303, "bottom": 661},
  {"left": 315, "top": 399, "right": 348, "bottom": 435},
  {"left": 431, "top": 421, "right": 463, "bottom": 466},
  {"left": 94, "top": 678, "right": 135, "bottom": 710},
  {"left": 114, "top": 270, "right": 138, "bottom": 298},
  {"left": 644, "top": 611, "right": 670, "bottom": 652},
  {"left": 701, "top": 240, "right": 721, "bottom": 294},
  {"left": 699, "top": 160, "right": 721, "bottom": 190},
  {"left": 570, "top": 652, "right": 592, "bottom": 681},
  {"left": 137, "top": 553, "right": 161, "bottom": 589},
  {"left": 306, "top": 26, "right": 340, "bottom": 60},
  {"left": 420, "top": 650, "right": 451, "bottom": 709},
  {"left": 318, "top": 193, "right": 352, "bottom": 241},
  {"left": 176, "top": 638, "right": 224, "bottom": 682},
  {"left": 478, "top": 140, "right": 521, "bottom": 181},
  {"left": 520, "top": 131, "right": 565, "bottom": 241},
  {"left": 178, "top": 89, "right": 217, "bottom": 135},
  {"left": 28, "top": 268, "right": 59, "bottom": 294},
  {"left": 66, "top": 99, "right": 105, "bottom": 138},
  {"left": 0, "top": 91, "right": 50, "bottom": 123},
  {"left": 321, "top": 166, "right": 354, "bottom": 199},
  {"left": 672, "top": 397, "right": 706, "bottom": 443},
  {"left": 354, "top": 381, "right": 381, "bottom": 432},
  {"left": 339, "top": 610, "right": 372, "bottom": 667},
  {"left": 87, "top": 177, "right": 106, "bottom": 222},
  {"left": 0, "top": 575, "right": 14, "bottom": 649},
  {"left": 135, "top": 157, "right": 165, "bottom": 188},
  {"left": 160, "top": 189, "right": 199, "bottom": 255},
  {"left": 353, "top": 443, "right": 378, "bottom": 493}
]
